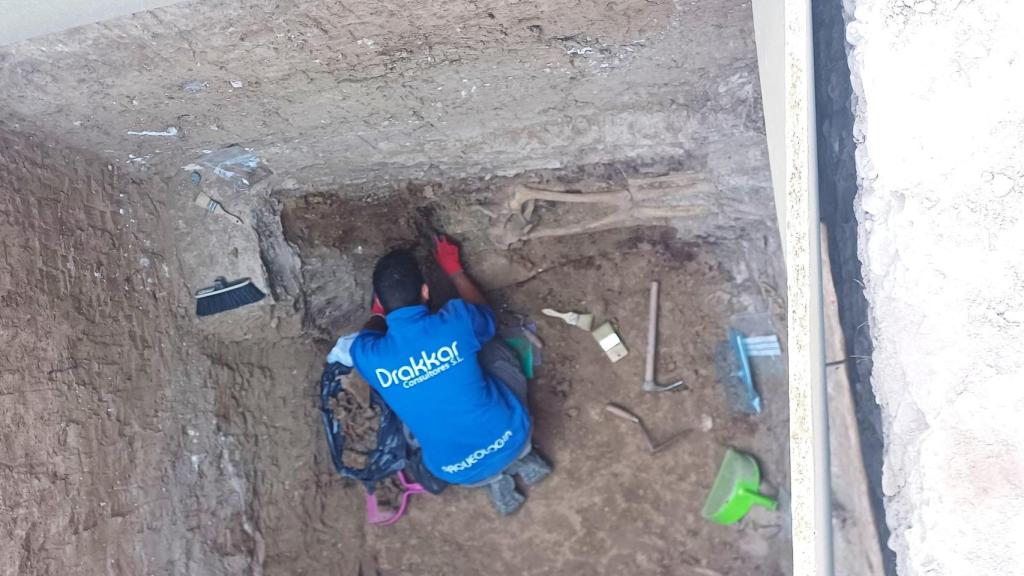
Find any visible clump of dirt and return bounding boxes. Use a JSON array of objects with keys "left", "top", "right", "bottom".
[
  {"left": 281, "top": 192, "right": 435, "bottom": 254},
  {"left": 327, "top": 371, "right": 382, "bottom": 469}
]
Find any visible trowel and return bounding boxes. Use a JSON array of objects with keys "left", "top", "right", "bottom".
[
  {"left": 643, "top": 281, "right": 685, "bottom": 393},
  {"left": 541, "top": 308, "right": 594, "bottom": 331},
  {"left": 604, "top": 403, "right": 691, "bottom": 453}
]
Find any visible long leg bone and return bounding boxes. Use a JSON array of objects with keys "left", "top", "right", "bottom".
[
  {"left": 498, "top": 172, "right": 715, "bottom": 244},
  {"left": 509, "top": 185, "right": 630, "bottom": 211},
  {"left": 521, "top": 206, "right": 704, "bottom": 240}
]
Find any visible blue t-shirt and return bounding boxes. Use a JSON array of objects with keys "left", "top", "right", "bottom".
[{"left": 350, "top": 300, "right": 531, "bottom": 485}]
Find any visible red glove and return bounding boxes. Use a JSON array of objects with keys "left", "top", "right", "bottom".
[
  {"left": 434, "top": 234, "right": 463, "bottom": 275},
  {"left": 371, "top": 293, "right": 385, "bottom": 316}
]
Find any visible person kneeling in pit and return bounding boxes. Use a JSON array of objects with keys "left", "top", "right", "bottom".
[{"left": 329, "top": 235, "right": 551, "bottom": 515}]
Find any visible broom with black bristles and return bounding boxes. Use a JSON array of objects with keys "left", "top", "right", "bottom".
[{"left": 194, "top": 277, "right": 266, "bottom": 317}]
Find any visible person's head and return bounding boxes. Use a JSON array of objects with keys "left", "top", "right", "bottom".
[{"left": 372, "top": 249, "right": 429, "bottom": 312}]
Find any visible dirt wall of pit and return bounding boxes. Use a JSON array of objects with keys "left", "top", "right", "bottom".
[
  {"left": 0, "top": 0, "right": 768, "bottom": 204},
  {"left": 0, "top": 128, "right": 285, "bottom": 575}
]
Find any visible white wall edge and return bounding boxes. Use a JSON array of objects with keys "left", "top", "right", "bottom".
[
  {"left": 784, "top": 0, "right": 835, "bottom": 573},
  {"left": 0, "top": 0, "right": 190, "bottom": 46}
]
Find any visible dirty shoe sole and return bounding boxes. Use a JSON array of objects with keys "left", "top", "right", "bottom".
[
  {"left": 508, "top": 451, "right": 552, "bottom": 487},
  {"left": 487, "top": 474, "right": 526, "bottom": 516}
]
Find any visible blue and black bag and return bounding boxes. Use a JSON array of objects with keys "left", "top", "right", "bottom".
[{"left": 319, "top": 362, "right": 447, "bottom": 494}]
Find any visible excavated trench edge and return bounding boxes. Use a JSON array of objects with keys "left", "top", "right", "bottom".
[{"left": 812, "top": 0, "right": 894, "bottom": 572}]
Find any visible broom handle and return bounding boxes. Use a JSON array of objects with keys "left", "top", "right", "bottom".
[{"left": 645, "top": 281, "right": 658, "bottom": 384}]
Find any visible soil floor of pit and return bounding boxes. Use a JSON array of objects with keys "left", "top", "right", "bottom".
[
  {"left": 210, "top": 191, "right": 791, "bottom": 575},
  {"left": 1, "top": 135, "right": 789, "bottom": 574}
]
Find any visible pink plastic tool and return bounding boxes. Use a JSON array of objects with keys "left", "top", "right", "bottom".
[{"left": 365, "top": 470, "right": 426, "bottom": 526}]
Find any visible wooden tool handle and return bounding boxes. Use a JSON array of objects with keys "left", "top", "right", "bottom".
[
  {"left": 645, "top": 281, "right": 658, "bottom": 384},
  {"left": 604, "top": 403, "right": 640, "bottom": 423},
  {"left": 541, "top": 308, "right": 569, "bottom": 320}
]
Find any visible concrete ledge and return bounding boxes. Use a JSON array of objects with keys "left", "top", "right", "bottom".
[{"left": 0, "top": 0, "right": 190, "bottom": 46}]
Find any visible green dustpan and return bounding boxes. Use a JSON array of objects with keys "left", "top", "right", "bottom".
[{"left": 702, "top": 447, "right": 778, "bottom": 525}]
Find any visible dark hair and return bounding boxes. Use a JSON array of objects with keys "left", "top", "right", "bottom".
[{"left": 372, "top": 249, "right": 425, "bottom": 312}]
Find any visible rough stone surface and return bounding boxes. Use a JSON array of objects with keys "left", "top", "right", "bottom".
[
  {"left": 845, "top": 1, "right": 1024, "bottom": 574},
  {"left": 0, "top": 0, "right": 768, "bottom": 201}
]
